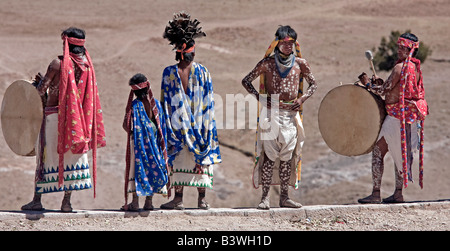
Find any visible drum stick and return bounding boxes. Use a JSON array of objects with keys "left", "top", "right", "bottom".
[{"left": 365, "top": 50, "right": 377, "bottom": 78}]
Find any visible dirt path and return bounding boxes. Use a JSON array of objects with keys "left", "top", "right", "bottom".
[{"left": 1, "top": 200, "right": 449, "bottom": 231}]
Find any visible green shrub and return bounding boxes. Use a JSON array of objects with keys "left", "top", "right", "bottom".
[{"left": 372, "top": 30, "right": 432, "bottom": 71}]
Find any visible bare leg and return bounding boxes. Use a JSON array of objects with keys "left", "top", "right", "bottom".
[
  {"left": 383, "top": 164, "right": 404, "bottom": 203},
  {"left": 160, "top": 186, "right": 184, "bottom": 210},
  {"left": 21, "top": 192, "right": 44, "bottom": 211},
  {"left": 383, "top": 124, "right": 412, "bottom": 203},
  {"left": 197, "top": 187, "right": 210, "bottom": 210},
  {"left": 279, "top": 160, "right": 302, "bottom": 208},
  {"left": 121, "top": 192, "right": 140, "bottom": 211},
  {"left": 143, "top": 196, "right": 154, "bottom": 210},
  {"left": 61, "top": 191, "right": 72, "bottom": 212},
  {"left": 358, "top": 137, "right": 388, "bottom": 204},
  {"left": 258, "top": 156, "right": 274, "bottom": 210}
]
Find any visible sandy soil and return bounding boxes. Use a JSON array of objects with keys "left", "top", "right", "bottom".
[
  {"left": 1, "top": 0, "right": 450, "bottom": 231},
  {"left": 1, "top": 201, "right": 449, "bottom": 231}
]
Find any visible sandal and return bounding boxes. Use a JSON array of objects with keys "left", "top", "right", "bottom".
[
  {"left": 382, "top": 194, "right": 404, "bottom": 204},
  {"left": 358, "top": 194, "right": 381, "bottom": 204},
  {"left": 143, "top": 197, "right": 154, "bottom": 211},
  {"left": 280, "top": 196, "right": 302, "bottom": 208},
  {"left": 21, "top": 201, "right": 44, "bottom": 211},
  {"left": 120, "top": 203, "right": 140, "bottom": 212},
  {"left": 160, "top": 199, "right": 184, "bottom": 210},
  {"left": 257, "top": 197, "right": 270, "bottom": 210},
  {"left": 61, "top": 199, "right": 73, "bottom": 212},
  {"left": 143, "top": 205, "right": 154, "bottom": 210},
  {"left": 61, "top": 204, "right": 73, "bottom": 213},
  {"left": 198, "top": 199, "right": 210, "bottom": 210}
]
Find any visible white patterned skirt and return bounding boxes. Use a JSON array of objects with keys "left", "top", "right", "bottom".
[
  {"left": 35, "top": 112, "right": 91, "bottom": 194},
  {"left": 170, "top": 147, "right": 214, "bottom": 189}
]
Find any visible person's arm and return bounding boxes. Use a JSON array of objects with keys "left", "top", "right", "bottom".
[
  {"left": 241, "top": 58, "right": 268, "bottom": 100},
  {"left": 377, "top": 63, "right": 402, "bottom": 95},
  {"left": 122, "top": 112, "right": 130, "bottom": 132},
  {"left": 35, "top": 59, "right": 60, "bottom": 96},
  {"left": 290, "top": 58, "right": 317, "bottom": 111},
  {"left": 359, "top": 63, "right": 402, "bottom": 96}
]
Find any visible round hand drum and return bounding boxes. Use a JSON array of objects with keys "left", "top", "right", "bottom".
[
  {"left": 1, "top": 80, "right": 43, "bottom": 156},
  {"left": 318, "top": 84, "right": 386, "bottom": 156}
]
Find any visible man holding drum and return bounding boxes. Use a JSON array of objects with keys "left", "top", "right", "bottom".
[
  {"left": 358, "top": 33, "right": 428, "bottom": 204},
  {"left": 242, "top": 26, "right": 317, "bottom": 209},
  {"left": 21, "top": 27, "right": 106, "bottom": 212}
]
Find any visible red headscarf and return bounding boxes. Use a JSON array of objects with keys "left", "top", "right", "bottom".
[
  {"left": 176, "top": 43, "right": 195, "bottom": 61},
  {"left": 58, "top": 35, "right": 106, "bottom": 197}
]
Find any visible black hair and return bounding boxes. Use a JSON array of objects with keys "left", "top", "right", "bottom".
[
  {"left": 61, "top": 27, "right": 86, "bottom": 54},
  {"left": 275, "top": 25, "right": 298, "bottom": 41},
  {"left": 175, "top": 40, "right": 195, "bottom": 62},
  {"left": 129, "top": 73, "right": 148, "bottom": 100},
  {"left": 400, "top": 32, "right": 419, "bottom": 58}
]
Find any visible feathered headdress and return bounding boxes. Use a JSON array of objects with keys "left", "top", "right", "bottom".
[{"left": 163, "top": 11, "right": 206, "bottom": 50}]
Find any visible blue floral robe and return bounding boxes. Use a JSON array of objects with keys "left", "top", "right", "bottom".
[{"left": 131, "top": 99, "right": 168, "bottom": 196}]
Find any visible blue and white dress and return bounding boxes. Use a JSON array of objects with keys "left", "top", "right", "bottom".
[
  {"left": 160, "top": 62, "right": 221, "bottom": 189},
  {"left": 127, "top": 99, "right": 168, "bottom": 196}
]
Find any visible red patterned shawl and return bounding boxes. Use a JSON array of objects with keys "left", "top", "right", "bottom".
[
  {"left": 58, "top": 36, "right": 106, "bottom": 197},
  {"left": 390, "top": 37, "right": 428, "bottom": 188}
]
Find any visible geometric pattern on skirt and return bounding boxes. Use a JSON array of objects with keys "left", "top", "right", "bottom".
[
  {"left": 35, "top": 112, "right": 92, "bottom": 194},
  {"left": 35, "top": 158, "right": 91, "bottom": 194},
  {"left": 169, "top": 148, "right": 214, "bottom": 189}
]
